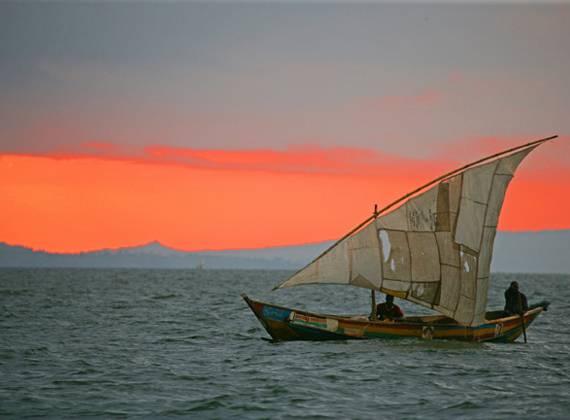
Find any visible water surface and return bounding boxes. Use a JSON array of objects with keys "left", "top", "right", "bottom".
[{"left": 1, "top": 269, "right": 569, "bottom": 418}]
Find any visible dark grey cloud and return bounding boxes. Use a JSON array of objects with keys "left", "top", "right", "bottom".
[{"left": 1, "top": 2, "right": 569, "bottom": 154}]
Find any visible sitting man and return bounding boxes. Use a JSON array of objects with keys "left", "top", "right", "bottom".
[
  {"left": 504, "top": 281, "right": 528, "bottom": 315},
  {"left": 377, "top": 294, "right": 404, "bottom": 321}
]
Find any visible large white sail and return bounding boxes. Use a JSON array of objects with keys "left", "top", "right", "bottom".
[{"left": 276, "top": 139, "right": 551, "bottom": 326}]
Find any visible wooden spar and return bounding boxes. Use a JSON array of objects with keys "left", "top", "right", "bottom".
[
  {"left": 375, "top": 135, "right": 556, "bottom": 217},
  {"left": 518, "top": 292, "right": 528, "bottom": 343},
  {"left": 520, "top": 314, "right": 528, "bottom": 343},
  {"left": 273, "top": 135, "right": 557, "bottom": 290},
  {"left": 370, "top": 290, "right": 377, "bottom": 320}
]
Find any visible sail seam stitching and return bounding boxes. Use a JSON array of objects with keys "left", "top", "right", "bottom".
[
  {"left": 472, "top": 160, "right": 500, "bottom": 325},
  {"left": 452, "top": 174, "right": 466, "bottom": 318}
]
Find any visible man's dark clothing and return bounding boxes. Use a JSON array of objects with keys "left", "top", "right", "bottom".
[
  {"left": 376, "top": 303, "right": 404, "bottom": 320},
  {"left": 504, "top": 286, "right": 528, "bottom": 315}
]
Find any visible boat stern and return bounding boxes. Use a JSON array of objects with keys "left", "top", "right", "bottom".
[{"left": 486, "top": 306, "right": 546, "bottom": 343}]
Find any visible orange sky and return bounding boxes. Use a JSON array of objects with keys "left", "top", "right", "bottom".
[{"left": 1, "top": 140, "right": 569, "bottom": 253}]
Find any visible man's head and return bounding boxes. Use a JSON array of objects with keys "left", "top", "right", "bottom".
[
  {"left": 510, "top": 281, "right": 519, "bottom": 290},
  {"left": 386, "top": 295, "right": 394, "bottom": 304}
]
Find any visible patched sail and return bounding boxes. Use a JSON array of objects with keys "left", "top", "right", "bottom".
[{"left": 275, "top": 138, "right": 554, "bottom": 326}]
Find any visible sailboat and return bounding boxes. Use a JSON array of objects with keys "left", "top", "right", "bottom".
[{"left": 243, "top": 136, "right": 556, "bottom": 342}]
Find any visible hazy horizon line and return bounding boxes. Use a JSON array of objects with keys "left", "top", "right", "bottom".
[{"left": 3, "top": 228, "right": 569, "bottom": 256}]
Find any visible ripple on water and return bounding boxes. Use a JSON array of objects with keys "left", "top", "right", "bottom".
[
  {"left": 150, "top": 293, "right": 181, "bottom": 300},
  {"left": 0, "top": 269, "right": 568, "bottom": 418},
  {"left": 187, "top": 395, "right": 230, "bottom": 412}
]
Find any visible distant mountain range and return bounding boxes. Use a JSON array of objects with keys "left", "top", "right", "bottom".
[
  {"left": 0, "top": 230, "right": 569, "bottom": 273},
  {"left": 0, "top": 240, "right": 330, "bottom": 270}
]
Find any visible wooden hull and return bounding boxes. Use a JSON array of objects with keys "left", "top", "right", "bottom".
[{"left": 242, "top": 294, "right": 546, "bottom": 343}]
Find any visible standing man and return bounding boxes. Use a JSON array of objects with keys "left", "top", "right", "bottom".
[{"left": 504, "top": 281, "right": 528, "bottom": 315}]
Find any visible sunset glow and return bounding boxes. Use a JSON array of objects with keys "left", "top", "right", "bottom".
[
  {"left": 2, "top": 3, "right": 570, "bottom": 254},
  {"left": 2, "top": 141, "right": 568, "bottom": 253}
]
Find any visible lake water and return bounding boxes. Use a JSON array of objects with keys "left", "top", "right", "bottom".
[{"left": 1, "top": 268, "right": 569, "bottom": 418}]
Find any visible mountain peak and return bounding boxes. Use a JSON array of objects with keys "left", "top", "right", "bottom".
[
  {"left": 140, "top": 240, "right": 166, "bottom": 249},
  {"left": 119, "top": 240, "right": 181, "bottom": 256}
]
